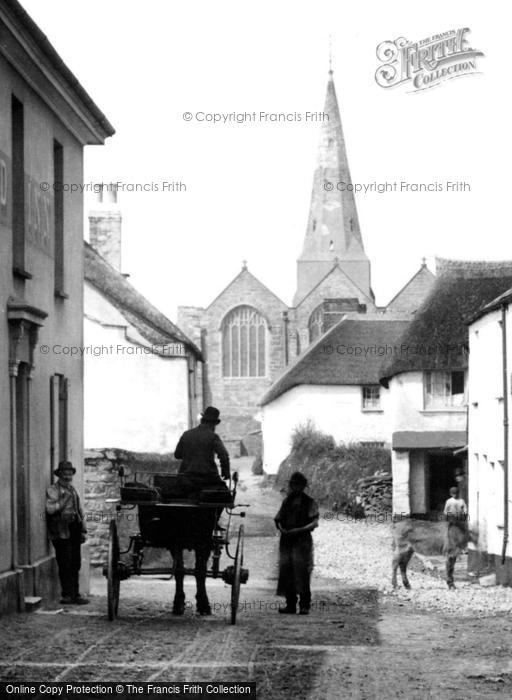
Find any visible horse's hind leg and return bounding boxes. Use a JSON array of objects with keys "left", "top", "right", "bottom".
[
  {"left": 195, "top": 546, "right": 211, "bottom": 615},
  {"left": 171, "top": 548, "right": 185, "bottom": 615}
]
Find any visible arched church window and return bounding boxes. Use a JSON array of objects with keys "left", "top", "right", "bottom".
[
  {"left": 308, "top": 305, "right": 324, "bottom": 343},
  {"left": 221, "top": 306, "right": 267, "bottom": 377}
]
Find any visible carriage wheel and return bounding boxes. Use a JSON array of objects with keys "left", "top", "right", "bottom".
[
  {"left": 230, "top": 524, "right": 244, "bottom": 625},
  {"left": 107, "top": 520, "right": 120, "bottom": 621}
]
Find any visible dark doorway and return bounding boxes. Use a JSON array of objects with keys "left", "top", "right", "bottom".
[{"left": 428, "top": 452, "right": 465, "bottom": 512}]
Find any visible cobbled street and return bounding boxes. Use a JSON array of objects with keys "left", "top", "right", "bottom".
[{"left": 1, "top": 459, "right": 512, "bottom": 699}]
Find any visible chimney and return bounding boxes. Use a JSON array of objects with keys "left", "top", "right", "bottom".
[{"left": 89, "top": 183, "right": 122, "bottom": 270}]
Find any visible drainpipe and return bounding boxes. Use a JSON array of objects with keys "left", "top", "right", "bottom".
[
  {"left": 501, "top": 303, "right": 509, "bottom": 565},
  {"left": 283, "top": 311, "right": 289, "bottom": 366},
  {"left": 9, "top": 365, "right": 18, "bottom": 571}
]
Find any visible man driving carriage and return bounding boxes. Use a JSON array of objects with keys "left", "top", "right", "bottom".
[
  {"left": 174, "top": 405, "right": 230, "bottom": 492},
  {"left": 171, "top": 406, "right": 231, "bottom": 615}
]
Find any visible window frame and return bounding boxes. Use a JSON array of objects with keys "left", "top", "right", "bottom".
[
  {"left": 362, "top": 384, "right": 382, "bottom": 411},
  {"left": 424, "top": 370, "right": 467, "bottom": 410},
  {"left": 308, "top": 305, "right": 324, "bottom": 344},
  {"left": 221, "top": 305, "right": 268, "bottom": 379}
]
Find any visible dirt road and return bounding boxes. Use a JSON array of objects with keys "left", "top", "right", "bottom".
[{"left": 1, "top": 459, "right": 511, "bottom": 699}]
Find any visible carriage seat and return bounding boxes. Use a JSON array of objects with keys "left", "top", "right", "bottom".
[{"left": 120, "top": 481, "right": 161, "bottom": 503}]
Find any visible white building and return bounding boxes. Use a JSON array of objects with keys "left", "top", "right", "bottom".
[
  {"left": 468, "top": 287, "right": 512, "bottom": 584},
  {"left": 260, "top": 316, "right": 408, "bottom": 474},
  {"left": 84, "top": 193, "right": 203, "bottom": 453},
  {"left": 380, "top": 259, "right": 512, "bottom": 517}
]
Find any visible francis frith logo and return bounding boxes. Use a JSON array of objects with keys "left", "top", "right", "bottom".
[{"left": 375, "top": 28, "right": 484, "bottom": 91}]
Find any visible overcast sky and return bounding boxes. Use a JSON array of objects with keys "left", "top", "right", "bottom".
[{"left": 21, "top": 0, "right": 511, "bottom": 319}]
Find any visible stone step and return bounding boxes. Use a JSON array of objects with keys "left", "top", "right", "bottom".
[{"left": 24, "top": 596, "right": 42, "bottom": 612}]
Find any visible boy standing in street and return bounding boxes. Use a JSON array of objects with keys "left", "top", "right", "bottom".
[
  {"left": 443, "top": 486, "right": 468, "bottom": 590},
  {"left": 275, "top": 472, "right": 319, "bottom": 615}
]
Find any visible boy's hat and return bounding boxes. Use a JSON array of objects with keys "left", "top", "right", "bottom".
[{"left": 289, "top": 471, "right": 308, "bottom": 487}]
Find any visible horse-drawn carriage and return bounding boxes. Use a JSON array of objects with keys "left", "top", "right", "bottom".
[{"left": 103, "top": 464, "right": 249, "bottom": 624}]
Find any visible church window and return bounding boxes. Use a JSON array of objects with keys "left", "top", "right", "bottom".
[
  {"left": 308, "top": 305, "right": 324, "bottom": 343},
  {"left": 222, "top": 306, "right": 267, "bottom": 377}
]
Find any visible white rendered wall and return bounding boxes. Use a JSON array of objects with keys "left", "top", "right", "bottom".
[
  {"left": 261, "top": 383, "right": 392, "bottom": 474},
  {"left": 468, "top": 308, "right": 512, "bottom": 558},
  {"left": 84, "top": 283, "right": 190, "bottom": 453}
]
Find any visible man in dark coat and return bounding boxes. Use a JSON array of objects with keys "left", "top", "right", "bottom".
[
  {"left": 275, "top": 472, "right": 319, "bottom": 615},
  {"left": 174, "top": 406, "right": 230, "bottom": 490},
  {"left": 173, "top": 406, "right": 230, "bottom": 615},
  {"left": 46, "top": 461, "right": 89, "bottom": 605}
]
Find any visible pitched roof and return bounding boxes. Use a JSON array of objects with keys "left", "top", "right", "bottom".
[
  {"left": 294, "top": 260, "right": 374, "bottom": 309},
  {"left": 379, "top": 258, "right": 512, "bottom": 387},
  {"left": 84, "top": 241, "right": 202, "bottom": 359},
  {"left": 1, "top": 0, "right": 114, "bottom": 144},
  {"left": 386, "top": 263, "right": 436, "bottom": 313},
  {"left": 470, "top": 285, "right": 512, "bottom": 322},
  {"left": 260, "top": 316, "right": 408, "bottom": 405},
  {"left": 205, "top": 265, "right": 287, "bottom": 312}
]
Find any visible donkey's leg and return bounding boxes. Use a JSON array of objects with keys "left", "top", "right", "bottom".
[
  {"left": 195, "top": 546, "right": 211, "bottom": 615},
  {"left": 399, "top": 546, "right": 414, "bottom": 589},
  {"left": 171, "top": 548, "right": 186, "bottom": 615},
  {"left": 446, "top": 554, "right": 457, "bottom": 589},
  {"left": 391, "top": 549, "right": 399, "bottom": 589}
]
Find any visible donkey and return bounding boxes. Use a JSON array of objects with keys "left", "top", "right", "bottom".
[{"left": 392, "top": 516, "right": 477, "bottom": 590}]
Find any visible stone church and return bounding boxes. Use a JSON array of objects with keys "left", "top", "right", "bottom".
[{"left": 177, "top": 69, "right": 435, "bottom": 447}]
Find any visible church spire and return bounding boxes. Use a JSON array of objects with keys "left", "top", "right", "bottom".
[{"left": 294, "top": 68, "right": 371, "bottom": 306}]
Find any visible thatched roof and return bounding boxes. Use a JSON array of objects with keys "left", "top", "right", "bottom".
[
  {"left": 471, "top": 286, "right": 512, "bottom": 322},
  {"left": 380, "top": 258, "right": 512, "bottom": 387},
  {"left": 84, "top": 241, "right": 202, "bottom": 358},
  {"left": 260, "top": 316, "right": 408, "bottom": 406}
]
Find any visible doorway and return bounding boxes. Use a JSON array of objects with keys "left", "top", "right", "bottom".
[{"left": 428, "top": 452, "right": 465, "bottom": 512}]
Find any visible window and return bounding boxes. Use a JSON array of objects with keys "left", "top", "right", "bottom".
[
  {"left": 362, "top": 385, "right": 381, "bottom": 410},
  {"left": 308, "top": 305, "right": 324, "bottom": 343},
  {"left": 12, "top": 95, "right": 26, "bottom": 275},
  {"left": 360, "top": 441, "right": 385, "bottom": 448},
  {"left": 424, "top": 370, "right": 466, "bottom": 408},
  {"left": 53, "top": 141, "right": 64, "bottom": 294},
  {"left": 221, "top": 306, "right": 267, "bottom": 377}
]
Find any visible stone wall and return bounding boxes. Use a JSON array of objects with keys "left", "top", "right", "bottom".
[{"left": 84, "top": 448, "right": 179, "bottom": 566}]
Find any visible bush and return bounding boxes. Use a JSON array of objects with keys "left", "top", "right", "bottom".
[{"left": 275, "top": 423, "right": 391, "bottom": 510}]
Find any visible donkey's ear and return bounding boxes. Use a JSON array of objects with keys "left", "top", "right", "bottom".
[{"left": 232, "top": 472, "right": 238, "bottom": 485}]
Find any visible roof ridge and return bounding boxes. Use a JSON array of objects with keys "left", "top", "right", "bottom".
[
  {"left": 293, "top": 261, "right": 373, "bottom": 309},
  {"left": 205, "top": 266, "right": 287, "bottom": 311},
  {"left": 84, "top": 242, "right": 202, "bottom": 357},
  {"left": 385, "top": 263, "right": 435, "bottom": 308}
]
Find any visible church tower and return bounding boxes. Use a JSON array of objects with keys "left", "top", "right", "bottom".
[{"left": 293, "top": 69, "right": 372, "bottom": 306}]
